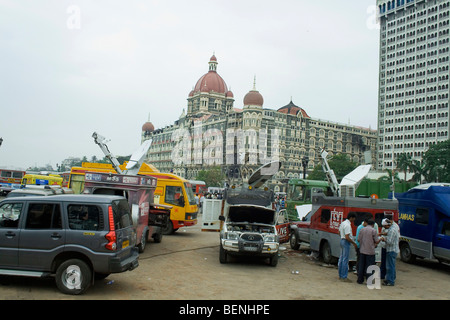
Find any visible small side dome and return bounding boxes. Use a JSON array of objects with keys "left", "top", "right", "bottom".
[
  {"left": 243, "top": 90, "right": 264, "bottom": 107},
  {"left": 142, "top": 122, "right": 155, "bottom": 132}
]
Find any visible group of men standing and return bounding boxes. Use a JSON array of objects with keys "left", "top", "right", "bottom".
[{"left": 338, "top": 212, "right": 400, "bottom": 286}]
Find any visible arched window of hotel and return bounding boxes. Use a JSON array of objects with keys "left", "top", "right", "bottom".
[
  {"left": 328, "top": 140, "right": 334, "bottom": 150},
  {"left": 346, "top": 144, "right": 352, "bottom": 153},
  {"left": 214, "top": 99, "right": 222, "bottom": 110},
  {"left": 319, "top": 139, "right": 325, "bottom": 149},
  {"left": 319, "top": 129, "right": 325, "bottom": 137}
]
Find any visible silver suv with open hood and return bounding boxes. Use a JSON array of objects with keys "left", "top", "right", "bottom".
[{"left": 219, "top": 161, "right": 281, "bottom": 266}]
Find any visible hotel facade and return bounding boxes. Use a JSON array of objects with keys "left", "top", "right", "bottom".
[{"left": 142, "top": 55, "right": 378, "bottom": 192}]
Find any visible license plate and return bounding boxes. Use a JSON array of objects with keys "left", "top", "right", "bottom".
[
  {"left": 122, "top": 240, "right": 129, "bottom": 248},
  {"left": 244, "top": 246, "right": 258, "bottom": 252}
]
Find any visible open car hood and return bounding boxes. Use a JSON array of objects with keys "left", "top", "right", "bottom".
[{"left": 227, "top": 205, "right": 276, "bottom": 225}]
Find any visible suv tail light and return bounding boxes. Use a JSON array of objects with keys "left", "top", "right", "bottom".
[{"left": 105, "top": 206, "right": 117, "bottom": 251}]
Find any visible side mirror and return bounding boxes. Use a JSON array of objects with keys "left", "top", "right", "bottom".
[{"left": 219, "top": 215, "right": 225, "bottom": 222}]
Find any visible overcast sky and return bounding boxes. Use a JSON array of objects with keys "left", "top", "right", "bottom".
[{"left": 0, "top": 0, "right": 381, "bottom": 170}]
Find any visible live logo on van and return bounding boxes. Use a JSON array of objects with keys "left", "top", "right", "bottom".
[{"left": 330, "top": 209, "right": 343, "bottom": 229}]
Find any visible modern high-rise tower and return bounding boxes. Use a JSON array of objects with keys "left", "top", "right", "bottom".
[{"left": 376, "top": 0, "right": 449, "bottom": 170}]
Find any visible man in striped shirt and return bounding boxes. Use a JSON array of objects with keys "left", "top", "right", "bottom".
[{"left": 381, "top": 220, "right": 400, "bottom": 286}]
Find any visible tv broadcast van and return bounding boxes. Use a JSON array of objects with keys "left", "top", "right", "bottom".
[{"left": 69, "top": 162, "right": 197, "bottom": 235}]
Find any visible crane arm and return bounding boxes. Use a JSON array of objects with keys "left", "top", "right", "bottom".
[{"left": 92, "top": 132, "right": 123, "bottom": 174}]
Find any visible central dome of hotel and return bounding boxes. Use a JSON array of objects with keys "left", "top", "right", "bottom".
[{"left": 189, "top": 55, "right": 232, "bottom": 96}]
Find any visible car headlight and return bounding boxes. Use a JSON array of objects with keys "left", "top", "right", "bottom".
[
  {"left": 264, "top": 234, "right": 276, "bottom": 242},
  {"left": 226, "top": 232, "right": 240, "bottom": 240}
]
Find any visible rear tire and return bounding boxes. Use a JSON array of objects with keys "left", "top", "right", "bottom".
[
  {"left": 138, "top": 230, "right": 148, "bottom": 253},
  {"left": 400, "top": 242, "right": 416, "bottom": 263},
  {"left": 321, "top": 241, "right": 336, "bottom": 264},
  {"left": 55, "top": 259, "right": 92, "bottom": 295},
  {"left": 289, "top": 230, "right": 300, "bottom": 250},
  {"left": 153, "top": 231, "right": 163, "bottom": 243},
  {"left": 163, "top": 220, "right": 174, "bottom": 235}
]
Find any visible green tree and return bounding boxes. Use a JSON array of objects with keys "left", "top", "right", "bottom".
[
  {"left": 307, "top": 154, "right": 358, "bottom": 182},
  {"left": 396, "top": 153, "right": 412, "bottom": 181},
  {"left": 196, "top": 167, "right": 225, "bottom": 188},
  {"left": 410, "top": 160, "right": 427, "bottom": 184},
  {"left": 422, "top": 140, "right": 450, "bottom": 182},
  {"left": 381, "top": 168, "right": 400, "bottom": 182}
]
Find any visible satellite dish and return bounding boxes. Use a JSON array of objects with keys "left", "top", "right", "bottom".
[
  {"left": 125, "top": 139, "right": 153, "bottom": 174},
  {"left": 339, "top": 164, "right": 372, "bottom": 188},
  {"left": 247, "top": 161, "right": 281, "bottom": 189}
]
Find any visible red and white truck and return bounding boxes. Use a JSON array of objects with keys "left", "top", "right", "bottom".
[
  {"left": 289, "top": 192, "right": 398, "bottom": 263},
  {"left": 289, "top": 149, "right": 399, "bottom": 263}
]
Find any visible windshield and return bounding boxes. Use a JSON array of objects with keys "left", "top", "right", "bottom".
[
  {"left": 184, "top": 183, "right": 197, "bottom": 206},
  {"left": 289, "top": 185, "right": 305, "bottom": 201}
]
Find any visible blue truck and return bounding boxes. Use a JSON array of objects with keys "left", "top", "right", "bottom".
[{"left": 395, "top": 184, "right": 450, "bottom": 264}]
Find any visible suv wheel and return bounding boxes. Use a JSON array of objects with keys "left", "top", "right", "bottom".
[
  {"left": 269, "top": 254, "right": 279, "bottom": 267},
  {"left": 219, "top": 244, "right": 228, "bottom": 264},
  {"left": 56, "top": 259, "right": 92, "bottom": 295}
]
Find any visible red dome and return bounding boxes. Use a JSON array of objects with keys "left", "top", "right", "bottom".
[
  {"left": 190, "top": 55, "right": 231, "bottom": 96},
  {"left": 194, "top": 72, "right": 228, "bottom": 94},
  {"left": 142, "top": 122, "right": 155, "bottom": 132},
  {"left": 243, "top": 90, "right": 264, "bottom": 107}
]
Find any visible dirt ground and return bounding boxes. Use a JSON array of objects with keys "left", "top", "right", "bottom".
[{"left": 0, "top": 214, "right": 449, "bottom": 301}]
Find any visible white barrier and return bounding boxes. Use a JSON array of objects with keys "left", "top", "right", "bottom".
[{"left": 201, "top": 199, "right": 223, "bottom": 232}]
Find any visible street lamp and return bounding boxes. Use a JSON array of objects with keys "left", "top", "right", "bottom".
[{"left": 302, "top": 156, "right": 309, "bottom": 179}]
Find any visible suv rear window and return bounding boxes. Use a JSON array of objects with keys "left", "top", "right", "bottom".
[
  {"left": 111, "top": 199, "right": 132, "bottom": 229},
  {"left": 68, "top": 204, "right": 103, "bottom": 231}
]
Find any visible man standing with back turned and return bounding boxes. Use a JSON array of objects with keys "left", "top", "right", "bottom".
[
  {"left": 338, "top": 212, "right": 357, "bottom": 282},
  {"left": 357, "top": 219, "right": 381, "bottom": 284}
]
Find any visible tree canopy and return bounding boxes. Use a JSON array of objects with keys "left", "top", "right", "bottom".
[
  {"left": 195, "top": 167, "right": 225, "bottom": 188},
  {"left": 307, "top": 154, "right": 358, "bottom": 182}
]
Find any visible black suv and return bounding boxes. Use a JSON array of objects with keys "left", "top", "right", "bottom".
[{"left": 0, "top": 194, "right": 139, "bottom": 295}]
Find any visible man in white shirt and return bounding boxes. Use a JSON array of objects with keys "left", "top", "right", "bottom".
[{"left": 338, "top": 212, "right": 358, "bottom": 282}]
